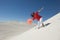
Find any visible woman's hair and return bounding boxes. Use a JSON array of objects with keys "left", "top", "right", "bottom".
[{"left": 31, "top": 12, "right": 35, "bottom": 17}]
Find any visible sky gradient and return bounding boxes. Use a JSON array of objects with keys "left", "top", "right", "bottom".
[{"left": 0, "top": 0, "right": 60, "bottom": 22}]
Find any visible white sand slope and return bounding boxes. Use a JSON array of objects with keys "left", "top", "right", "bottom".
[
  {"left": 0, "top": 21, "right": 35, "bottom": 40},
  {"left": 0, "top": 12, "right": 60, "bottom": 40}
]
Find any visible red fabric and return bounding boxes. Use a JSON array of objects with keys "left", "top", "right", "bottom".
[{"left": 32, "top": 12, "right": 42, "bottom": 21}]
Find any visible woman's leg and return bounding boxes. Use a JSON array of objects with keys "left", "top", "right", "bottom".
[
  {"left": 40, "top": 18, "right": 44, "bottom": 27},
  {"left": 36, "top": 18, "right": 42, "bottom": 29},
  {"left": 37, "top": 18, "right": 44, "bottom": 29}
]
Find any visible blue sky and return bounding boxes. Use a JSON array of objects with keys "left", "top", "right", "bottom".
[{"left": 0, "top": 0, "right": 60, "bottom": 22}]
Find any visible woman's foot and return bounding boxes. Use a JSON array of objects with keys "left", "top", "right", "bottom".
[{"left": 42, "top": 23, "right": 44, "bottom": 27}]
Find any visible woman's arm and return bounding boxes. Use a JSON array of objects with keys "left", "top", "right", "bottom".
[{"left": 37, "top": 7, "right": 44, "bottom": 13}]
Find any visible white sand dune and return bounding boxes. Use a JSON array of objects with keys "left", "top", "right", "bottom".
[
  {"left": 0, "top": 12, "right": 60, "bottom": 40},
  {"left": 0, "top": 21, "right": 35, "bottom": 40}
]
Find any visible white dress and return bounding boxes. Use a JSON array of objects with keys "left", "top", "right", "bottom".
[{"left": 36, "top": 17, "right": 43, "bottom": 28}]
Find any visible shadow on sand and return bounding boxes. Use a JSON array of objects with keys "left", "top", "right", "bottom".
[{"left": 44, "top": 23, "right": 51, "bottom": 27}]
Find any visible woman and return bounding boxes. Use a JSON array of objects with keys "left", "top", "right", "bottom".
[{"left": 31, "top": 8, "right": 44, "bottom": 29}]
